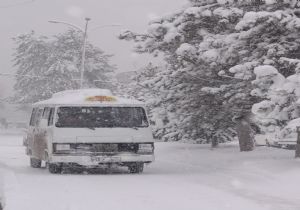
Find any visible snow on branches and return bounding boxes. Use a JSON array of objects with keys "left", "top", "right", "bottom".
[
  {"left": 252, "top": 65, "right": 300, "bottom": 141},
  {"left": 119, "top": 0, "right": 300, "bottom": 144}
]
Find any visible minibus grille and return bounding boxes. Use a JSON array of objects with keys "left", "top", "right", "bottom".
[
  {"left": 91, "top": 144, "right": 119, "bottom": 153},
  {"left": 54, "top": 143, "right": 139, "bottom": 154}
]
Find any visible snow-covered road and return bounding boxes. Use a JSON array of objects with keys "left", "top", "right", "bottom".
[{"left": 0, "top": 134, "right": 300, "bottom": 210}]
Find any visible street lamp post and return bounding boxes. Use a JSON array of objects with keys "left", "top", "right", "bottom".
[
  {"left": 49, "top": 18, "right": 120, "bottom": 89},
  {"left": 79, "top": 17, "right": 91, "bottom": 89},
  {"left": 49, "top": 18, "right": 90, "bottom": 89}
]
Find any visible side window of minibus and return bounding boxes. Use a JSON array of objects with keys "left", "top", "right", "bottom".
[
  {"left": 41, "top": 107, "right": 50, "bottom": 127},
  {"left": 29, "top": 108, "right": 37, "bottom": 126},
  {"left": 42, "top": 107, "right": 50, "bottom": 119},
  {"left": 48, "top": 108, "right": 55, "bottom": 126},
  {"left": 34, "top": 109, "right": 43, "bottom": 127}
]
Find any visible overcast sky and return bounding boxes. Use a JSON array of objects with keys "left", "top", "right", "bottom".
[{"left": 0, "top": 0, "right": 187, "bottom": 97}]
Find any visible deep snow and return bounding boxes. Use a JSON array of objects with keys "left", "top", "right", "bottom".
[{"left": 0, "top": 134, "right": 300, "bottom": 210}]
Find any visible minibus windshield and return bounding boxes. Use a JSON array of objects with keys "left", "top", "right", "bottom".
[{"left": 55, "top": 107, "right": 149, "bottom": 128}]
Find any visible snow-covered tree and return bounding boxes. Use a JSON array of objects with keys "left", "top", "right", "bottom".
[
  {"left": 13, "top": 30, "right": 115, "bottom": 103},
  {"left": 120, "top": 0, "right": 300, "bottom": 147}
]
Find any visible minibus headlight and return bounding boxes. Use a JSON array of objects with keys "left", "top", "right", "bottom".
[
  {"left": 55, "top": 144, "right": 71, "bottom": 151},
  {"left": 138, "top": 143, "right": 153, "bottom": 153}
]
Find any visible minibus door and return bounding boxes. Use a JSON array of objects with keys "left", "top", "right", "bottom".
[{"left": 32, "top": 107, "right": 48, "bottom": 160}]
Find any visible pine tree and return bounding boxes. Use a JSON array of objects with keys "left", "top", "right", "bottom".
[
  {"left": 13, "top": 29, "right": 115, "bottom": 103},
  {"left": 119, "top": 0, "right": 300, "bottom": 149}
]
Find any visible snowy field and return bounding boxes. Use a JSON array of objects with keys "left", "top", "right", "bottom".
[{"left": 0, "top": 135, "right": 300, "bottom": 210}]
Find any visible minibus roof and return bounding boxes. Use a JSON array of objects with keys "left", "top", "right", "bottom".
[{"left": 33, "top": 89, "right": 145, "bottom": 107}]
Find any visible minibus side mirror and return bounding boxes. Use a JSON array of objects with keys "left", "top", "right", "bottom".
[{"left": 39, "top": 119, "right": 48, "bottom": 128}]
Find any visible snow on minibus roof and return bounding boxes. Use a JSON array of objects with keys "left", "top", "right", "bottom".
[{"left": 34, "top": 89, "right": 144, "bottom": 106}]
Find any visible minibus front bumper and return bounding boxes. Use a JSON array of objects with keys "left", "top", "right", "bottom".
[{"left": 49, "top": 154, "right": 155, "bottom": 166}]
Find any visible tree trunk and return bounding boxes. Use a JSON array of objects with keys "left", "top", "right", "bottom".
[
  {"left": 236, "top": 116, "right": 255, "bottom": 152},
  {"left": 211, "top": 134, "right": 219, "bottom": 148},
  {"left": 295, "top": 127, "right": 300, "bottom": 158}
]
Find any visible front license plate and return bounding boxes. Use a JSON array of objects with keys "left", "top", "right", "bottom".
[{"left": 91, "top": 156, "right": 121, "bottom": 162}]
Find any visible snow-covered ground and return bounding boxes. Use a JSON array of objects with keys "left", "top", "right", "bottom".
[{"left": 0, "top": 134, "right": 300, "bottom": 210}]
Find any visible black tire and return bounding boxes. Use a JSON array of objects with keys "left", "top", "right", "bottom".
[
  {"left": 30, "top": 157, "right": 41, "bottom": 168},
  {"left": 129, "top": 163, "right": 144, "bottom": 174},
  {"left": 48, "top": 163, "right": 62, "bottom": 174}
]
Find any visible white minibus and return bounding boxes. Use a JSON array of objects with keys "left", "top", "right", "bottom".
[{"left": 23, "top": 89, "right": 154, "bottom": 173}]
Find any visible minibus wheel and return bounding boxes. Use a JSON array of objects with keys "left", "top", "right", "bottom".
[
  {"left": 30, "top": 157, "right": 41, "bottom": 168},
  {"left": 48, "top": 163, "right": 62, "bottom": 174},
  {"left": 128, "top": 163, "right": 144, "bottom": 173}
]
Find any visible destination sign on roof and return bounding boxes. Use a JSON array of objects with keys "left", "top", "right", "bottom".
[{"left": 85, "top": 96, "right": 117, "bottom": 102}]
